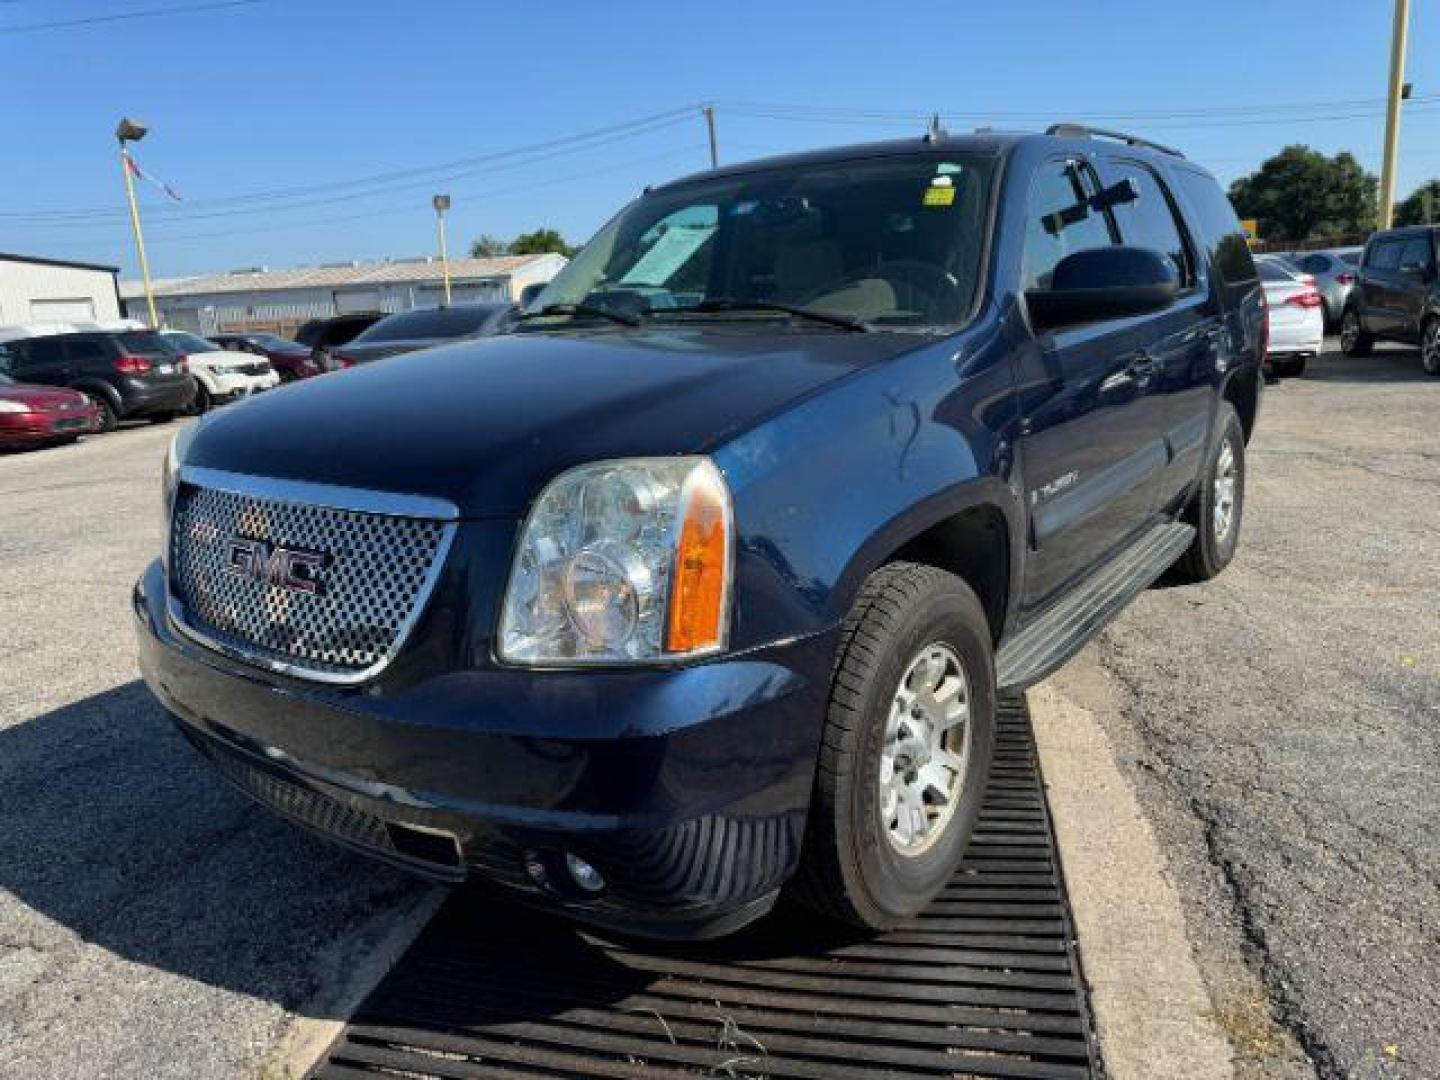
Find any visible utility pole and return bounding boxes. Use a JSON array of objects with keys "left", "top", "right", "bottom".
[
  {"left": 116, "top": 118, "right": 158, "bottom": 327},
  {"left": 704, "top": 105, "right": 719, "bottom": 169},
  {"left": 1378, "top": 0, "right": 1411, "bottom": 230},
  {"left": 433, "top": 194, "right": 452, "bottom": 305}
]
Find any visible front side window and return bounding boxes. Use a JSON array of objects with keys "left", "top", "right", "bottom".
[
  {"left": 353, "top": 306, "right": 499, "bottom": 342},
  {"left": 1369, "top": 241, "right": 1402, "bottom": 271},
  {"left": 65, "top": 339, "right": 109, "bottom": 363},
  {"left": 530, "top": 154, "right": 995, "bottom": 330},
  {"left": 1021, "top": 160, "right": 1115, "bottom": 291},
  {"left": 1110, "top": 162, "right": 1193, "bottom": 287}
]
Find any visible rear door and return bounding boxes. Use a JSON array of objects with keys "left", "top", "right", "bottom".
[
  {"left": 1013, "top": 157, "right": 1172, "bottom": 610},
  {"left": 11, "top": 337, "right": 72, "bottom": 388},
  {"left": 1396, "top": 236, "right": 1436, "bottom": 339},
  {"left": 1363, "top": 238, "right": 1404, "bottom": 336},
  {"left": 1099, "top": 156, "right": 1213, "bottom": 515}
]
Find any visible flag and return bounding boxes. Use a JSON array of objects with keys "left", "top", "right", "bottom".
[{"left": 123, "top": 149, "right": 183, "bottom": 202}]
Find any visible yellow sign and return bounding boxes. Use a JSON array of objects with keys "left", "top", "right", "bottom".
[
  {"left": 923, "top": 186, "right": 955, "bottom": 207},
  {"left": 1240, "top": 218, "right": 1259, "bottom": 240}
]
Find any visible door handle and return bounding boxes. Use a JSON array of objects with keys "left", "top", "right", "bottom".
[{"left": 1125, "top": 352, "right": 1161, "bottom": 379}]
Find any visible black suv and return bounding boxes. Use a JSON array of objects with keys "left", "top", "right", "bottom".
[
  {"left": 136, "top": 126, "right": 1263, "bottom": 938},
  {"left": 0, "top": 328, "right": 195, "bottom": 430},
  {"left": 1340, "top": 225, "right": 1440, "bottom": 374},
  {"left": 295, "top": 311, "right": 384, "bottom": 370}
]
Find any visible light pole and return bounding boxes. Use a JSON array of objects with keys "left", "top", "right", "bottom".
[
  {"left": 116, "top": 117, "right": 159, "bottom": 327},
  {"left": 433, "top": 194, "right": 452, "bottom": 305},
  {"left": 1377, "top": 0, "right": 1411, "bottom": 230}
]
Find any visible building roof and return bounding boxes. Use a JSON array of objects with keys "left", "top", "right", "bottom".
[
  {"left": 119, "top": 253, "right": 561, "bottom": 300},
  {"left": 0, "top": 251, "right": 120, "bottom": 274}
]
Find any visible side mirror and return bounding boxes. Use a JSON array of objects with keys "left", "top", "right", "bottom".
[{"left": 1026, "top": 246, "right": 1180, "bottom": 331}]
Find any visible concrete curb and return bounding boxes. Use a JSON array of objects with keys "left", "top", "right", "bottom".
[
  {"left": 263, "top": 886, "right": 446, "bottom": 1079},
  {"left": 1029, "top": 679, "right": 1236, "bottom": 1079}
]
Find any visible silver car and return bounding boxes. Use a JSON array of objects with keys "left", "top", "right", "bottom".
[{"left": 1283, "top": 248, "right": 1362, "bottom": 330}]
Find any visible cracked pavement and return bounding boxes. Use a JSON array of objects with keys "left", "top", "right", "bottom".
[{"left": 1059, "top": 341, "right": 1440, "bottom": 1078}]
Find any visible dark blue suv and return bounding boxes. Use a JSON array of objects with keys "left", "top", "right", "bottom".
[{"left": 135, "top": 125, "right": 1264, "bottom": 938}]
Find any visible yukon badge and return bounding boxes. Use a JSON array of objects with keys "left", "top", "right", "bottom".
[{"left": 224, "top": 537, "right": 331, "bottom": 595}]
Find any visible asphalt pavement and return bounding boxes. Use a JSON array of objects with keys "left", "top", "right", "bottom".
[
  {"left": 0, "top": 421, "right": 431, "bottom": 1080},
  {"left": 1056, "top": 341, "right": 1440, "bottom": 1079}
]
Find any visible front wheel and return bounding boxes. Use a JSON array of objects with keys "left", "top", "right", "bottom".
[
  {"left": 1421, "top": 318, "right": 1440, "bottom": 376},
  {"left": 1173, "top": 403, "right": 1246, "bottom": 583},
  {"left": 1271, "top": 355, "right": 1307, "bottom": 378},
  {"left": 791, "top": 562, "right": 996, "bottom": 931},
  {"left": 1340, "top": 308, "right": 1373, "bottom": 357},
  {"left": 190, "top": 383, "right": 213, "bottom": 414}
]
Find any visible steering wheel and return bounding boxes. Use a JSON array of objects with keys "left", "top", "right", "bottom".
[{"left": 801, "top": 260, "right": 957, "bottom": 316}]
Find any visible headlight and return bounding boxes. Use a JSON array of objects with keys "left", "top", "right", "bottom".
[
  {"left": 499, "top": 457, "right": 733, "bottom": 665},
  {"left": 162, "top": 420, "right": 200, "bottom": 525}
]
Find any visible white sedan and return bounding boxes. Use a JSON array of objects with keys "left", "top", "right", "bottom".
[
  {"left": 1256, "top": 256, "right": 1324, "bottom": 378},
  {"left": 160, "top": 330, "right": 281, "bottom": 412}
]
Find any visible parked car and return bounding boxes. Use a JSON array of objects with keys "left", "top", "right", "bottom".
[
  {"left": 0, "top": 373, "right": 100, "bottom": 449},
  {"left": 137, "top": 125, "right": 1263, "bottom": 939},
  {"left": 1257, "top": 258, "right": 1324, "bottom": 377},
  {"left": 332, "top": 302, "right": 517, "bottom": 366},
  {"left": 1281, "top": 248, "right": 1361, "bottom": 330},
  {"left": 160, "top": 330, "right": 280, "bottom": 413},
  {"left": 295, "top": 311, "right": 385, "bottom": 371},
  {"left": 209, "top": 332, "right": 320, "bottom": 381},
  {"left": 0, "top": 328, "right": 193, "bottom": 430},
  {"left": 1340, "top": 225, "right": 1440, "bottom": 375}
]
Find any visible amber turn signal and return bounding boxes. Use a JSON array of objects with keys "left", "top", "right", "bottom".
[{"left": 666, "top": 465, "right": 732, "bottom": 654}]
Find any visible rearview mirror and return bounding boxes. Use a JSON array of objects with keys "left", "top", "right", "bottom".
[{"left": 1026, "top": 246, "right": 1179, "bottom": 331}]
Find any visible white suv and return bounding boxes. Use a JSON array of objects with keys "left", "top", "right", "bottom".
[{"left": 161, "top": 330, "right": 280, "bottom": 412}]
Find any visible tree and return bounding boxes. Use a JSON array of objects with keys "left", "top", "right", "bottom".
[
  {"left": 1228, "top": 146, "right": 1376, "bottom": 242},
  {"left": 507, "top": 228, "right": 574, "bottom": 257},
  {"left": 469, "top": 234, "right": 509, "bottom": 258},
  {"left": 1395, "top": 179, "right": 1440, "bottom": 227}
]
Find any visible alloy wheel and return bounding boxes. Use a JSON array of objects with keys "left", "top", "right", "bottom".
[
  {"left": 1423, "top": 322, "right": 1440, "bottom": 376},
  {"left": 1213, "top": 436, "right": 1238, "bottom": 543},
  {"left": 879, "top": 643, "right": 971, "bottom": 856},
  {"left": 1340, "top": 311, "right": 1359, "bottom": 354}
]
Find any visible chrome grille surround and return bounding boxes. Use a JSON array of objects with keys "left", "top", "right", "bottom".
[{"left": 166, "top": 466, "right": 458, "bottom": 684}]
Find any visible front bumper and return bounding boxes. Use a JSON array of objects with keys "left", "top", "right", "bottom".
[
  {"left": 0, "top": 409, "right": 99, "bottom": 445},
  {"left": 133, "top": 559, "right": 835, "bottom": 937},
  {"left": 121, "top": 379, "right": 196, "bottom": 417},
  {"left": 209, "top": 372, "right": 282, "bottom": 401}
]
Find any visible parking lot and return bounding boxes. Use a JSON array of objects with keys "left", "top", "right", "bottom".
[{"left": 0, "top": 340, "right": 1436, "bottom": 1079}]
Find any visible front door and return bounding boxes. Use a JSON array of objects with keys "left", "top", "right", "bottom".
[{"left": 1012, "top": 157, "right": 1171, "bottom": 611}]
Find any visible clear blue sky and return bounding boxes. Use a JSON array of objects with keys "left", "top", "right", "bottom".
[{"left": 5, "top": 0, "right": 1437, "bottom": 278}]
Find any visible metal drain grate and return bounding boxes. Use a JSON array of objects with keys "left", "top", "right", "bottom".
[{"left": 309, "top": 696, "right": 1097, "bottom": 1079}]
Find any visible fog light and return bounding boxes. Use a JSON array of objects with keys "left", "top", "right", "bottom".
[
  {"left": 523, "top": 849, "right": 549, "bottom": 889},
  {"left": 565, "top": 852, "right": 605, "bottom": 893}
]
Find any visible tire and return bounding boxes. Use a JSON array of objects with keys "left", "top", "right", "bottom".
[
  {"left": 1339, "top": 307, "right": 1373, "bottom": 357},
  {"left": 191, "top": 383, "right": 213, "bottom": 414},
  {"left": 1173, "top": 403, "right": 1246, "bottom": 583},
  {"left": 1272, "top": 355, "right": 1307, "bottom": 378},
  {"left": 86, "top": 393, "right": 118, "bottom": 433},
  {"left": 1422, "top": 318, "right": 1440, "bottom": 377},
  {"left": 791, "top": 562, "right": 996, "bottom": 931}
]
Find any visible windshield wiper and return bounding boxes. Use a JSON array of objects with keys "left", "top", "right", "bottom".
[
  {"left": 518, "top": 303, "right": 642, "bottom": 328},
  {"left": 680, "top": 297, "right": 871, "bottom": 332}
]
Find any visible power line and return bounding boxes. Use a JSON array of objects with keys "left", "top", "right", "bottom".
[
  {"left": 1, "top": 105, "right": 703, "bottom": 223},
  {"left": 0, "top": 0, "right": 263, "bottom": 34}
]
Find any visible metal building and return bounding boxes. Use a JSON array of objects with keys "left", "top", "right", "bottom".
[
  {"left": 0, "top": 253, "right": 123, "bottom": 326},
  {"left": 118, "top": 253, "right": 565, "bottom": 336}
]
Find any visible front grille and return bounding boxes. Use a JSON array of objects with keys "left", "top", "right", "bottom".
[
  {"left": 169, "top": 478, "right": 453, "bottom": 681},
  {"left": 241, "top": 362, "right": 271, "bottom": 377}
]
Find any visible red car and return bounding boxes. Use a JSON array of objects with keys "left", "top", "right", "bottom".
[{"left": 0, "top": 374, "right": 101, "bottom": 449}]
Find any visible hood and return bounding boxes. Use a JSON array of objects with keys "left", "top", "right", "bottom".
[
  {"left": 0, "top": 382, "right": 91, "bottom": 409},
  {"left": 187, "top": 327, "right": 921, "bottom": 517}
]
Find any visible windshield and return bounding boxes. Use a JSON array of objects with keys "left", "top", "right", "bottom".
[
  {"left": 528, "top": 153, "right": 994, "bottom": 331},
  {"left": 163, "top": 332, "right": 217, "bottom": 353},
  {"left": 352, "top": 305, "right": 499, "bottom": 343}
]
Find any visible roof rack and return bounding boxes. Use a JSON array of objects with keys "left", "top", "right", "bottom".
[{"left": 1045, "top": 123, "right": 1185, "bottom": 159}]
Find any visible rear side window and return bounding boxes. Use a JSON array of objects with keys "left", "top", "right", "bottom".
[
  {"left": 1368, "top": 240, "right": 1402, "bottom": 271},
  {"left": 1021, "top": 160, "right": 1116, "bottom": 290},
  {"left": 1109, "top": 162, "right": 1194, "bottom": 286},
  {"left": 1399, "top": 237, "right": 1435, "bottom": 272},
  {"left": 116, "top": 331, "right": 172, "bottom": 356},
  {"left": 1257, "top": 261, "right": 1294, "bottom": 283},
  {"left": 1297, "top": 254, "right": 1330, "bottom": 274},
  {"left": 1171, "top": 169, "right": 1257, "bottom": 286},
  {"left": 66, "top": 338, "right": 110, "bottom": 364}
]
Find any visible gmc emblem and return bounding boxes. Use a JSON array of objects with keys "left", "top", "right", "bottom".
[{"left": 224, "top": 537, "right": 331, "bottom": 595}]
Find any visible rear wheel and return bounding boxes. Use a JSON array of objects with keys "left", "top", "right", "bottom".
[
  {"left": 1271, "top": 355, "right": 1307, "bottom": 378},
  {"left": 1422, "top": 318, "right": 1440, "bottom": 376},
  {"left": 1173, "top": 403, "right": 1245, "bottom": 583},
  {"left": 1340, "top": 308, "right": 1373, "bottom": 357},
  {"left": 86, "top": 393, "right": 118, "bottom": 433},
  {"left": 792, "top": 562, "right": 996, "bottom": 931}
]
